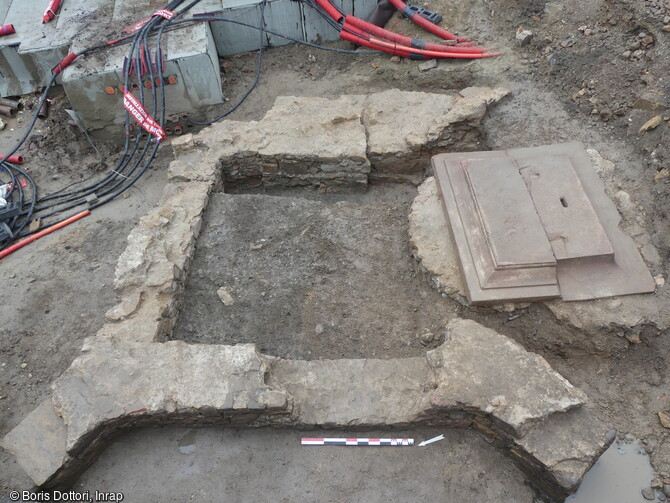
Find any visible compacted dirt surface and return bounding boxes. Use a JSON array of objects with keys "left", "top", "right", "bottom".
[
  {"left": 75, "top": 427, "right": 538, "bottom": 502},
  {"left": 174, "top": 186, "right": 460, "bottom": 360},
  {"left": 0, "top": 95, "right": 170, "bottom": 493},
  {"left": 1, "top": 0, "right": 670, "bottom": 501}
]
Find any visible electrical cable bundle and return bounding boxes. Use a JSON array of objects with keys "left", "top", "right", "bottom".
[
  {"left": 0, "top": 0, "right": 499, "bottom": 258},
  {"left": 0, "top": 0, "right": 205, "bottom": 257}
]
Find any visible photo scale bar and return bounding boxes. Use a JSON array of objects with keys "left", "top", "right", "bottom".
[{"left": 301, "top": 438, "right": 414, "bottom": 446}]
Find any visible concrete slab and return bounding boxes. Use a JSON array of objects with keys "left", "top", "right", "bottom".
[
  {"left": 112, "top": 0, "right": 169, "bottom": 23},
  {"left": 2, "top": 0, "right": 65, "bottom": 52},
  {"left": 511, "top": 143, "right": 656, "bottom": 301},
  {"left": 0, "top": 0, "right": 68, "bottom": 96},
  {"left": 208, "top": 3, "right": 266, "bottom": 56},
  {"left": 431, "top": 143, "right": 655, "bottom": 304},
  {"left": 518, "top": 155, "right": 613, "bottom": 262},
  {"left": 208, "top": 0, "right": 305, "bottom": 56},
  {"left": 302, "top": 0, "right": 351, "bottom": 43},
  {"left": 0, "top": 0, "right": 11, "bottom": 24}
]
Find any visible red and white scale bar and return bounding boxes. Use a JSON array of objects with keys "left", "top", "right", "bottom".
[{"left": 301, "top": 438, "right": 414, "bottom": 446}]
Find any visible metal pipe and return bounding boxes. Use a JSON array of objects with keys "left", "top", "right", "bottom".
[
  {"left": 0, "top": 105, "right": 17, "bottom": 118},
  {"left": 0, "top": 98, "right": 20, "bottom": 110},
  {"left": 38, "top": 99, "right": 50, "bottom": 119}
]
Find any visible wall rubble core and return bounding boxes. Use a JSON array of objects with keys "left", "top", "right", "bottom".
[{"left": 181, "top": 88, "right": 509, "bottom": 190}]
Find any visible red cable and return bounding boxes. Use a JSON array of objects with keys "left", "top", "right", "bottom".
[
  {"left": 344, "top": 16, "right": 491, "bottom": 54},
  {"left": 387, "top": 0, "right": 466, "bottom": 42},
  {"left": 52, "top": 52, "right": 78, "bottom": 75},
  {"left": 0, "top": 210, "right": 91, "bottom": 260},
  {"left": 0, "top": 24, "right": 15, "bottom": 36},
  {"left": 312, "top": 0, "right": 344, "bottom": 22},
  {"left": 42, "top": 0, "right": 63, "bottom": 23},
  {"left": 340, "top": 29, "right": 414, "bottom": 57},
  {"left": 369, "top": 34, "right": 500, "bottom": 58},
  {"left": 313, "top": 0, "right": 494, "bottom": 56},
  {"left": 342, "top": 25, "right": 500, "bottom": 59}
]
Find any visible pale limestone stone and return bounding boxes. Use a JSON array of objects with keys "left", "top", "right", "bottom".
[
  {"left": 409, "top": 177, "right": 466, "bottom": 300},
  {"left": 3, "top": 320, "right": 609, "bottom": 500},
  {"left": 104, "top": 292, "right": 142, "bottom": 322}
]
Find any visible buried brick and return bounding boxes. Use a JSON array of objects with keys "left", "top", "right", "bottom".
[{"left": 3, "top": 319, "right": 610, "bottom": 500}]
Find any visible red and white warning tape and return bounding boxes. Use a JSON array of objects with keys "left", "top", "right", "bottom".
[
  {"left": 122, "top": 89, "right": 166, "bottom": 141},
  {"left": 124, "top": 9, "right": 175, "bottom": 34},
  {"left": 301, "top": 438, "right": 414, "bottom": 446}
]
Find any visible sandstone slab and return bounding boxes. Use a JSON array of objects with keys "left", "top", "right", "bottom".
[
  {"left": 412, "top": 146, "right": 667, "bottom": 333},
  {"left": 2, "top": 319, "right": 610, "bottom": 500},
  {"left": 425, "top": 319, "right": 586, "bottom": 437},
  {"left": 184, "top": 88, "right": 508, "bottom": 189},
  {"left": 431, "top": 143, "right": 655, "bottom": 304},
  {"left": 434, "top": 153, "right": 559, "bottom": 304}
]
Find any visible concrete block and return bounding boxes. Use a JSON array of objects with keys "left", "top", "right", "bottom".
[
  {"left": 0, "top": 0, "right": 11, "bottom": 23},
  {"left": 0, "top": 0, "right": 67, "bottom": 96},
  {"left": 62, "top": 23, "right": 222, "bottom": 135}
]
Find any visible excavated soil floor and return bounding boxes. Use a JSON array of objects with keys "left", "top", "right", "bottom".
[{"left": 1, "top": 0, "right": 669, "bottom": 501}]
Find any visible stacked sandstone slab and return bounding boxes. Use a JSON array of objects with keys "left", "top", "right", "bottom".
[{"left": 178, "top": 88, "right": 509, "bottom": 189}]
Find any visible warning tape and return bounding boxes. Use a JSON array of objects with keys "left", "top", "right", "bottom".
[
  {"left": 124, "top": 9, "right": 175, "bottom": 34},
  {"left": 122, "top": 90, "right": 166, "bottom": 141},
  {"left": 301, "top": 438, "right": 414, "bottom": 446}
]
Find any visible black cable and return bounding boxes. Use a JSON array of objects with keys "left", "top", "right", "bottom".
[
  {"left": 187, "top": 16, "right": 372, "bottom": 54},
  {"left": 304, "top": 0, "right": 344, "bottom": 31},
  {"left": 2, "top": 0, "right": 374, "bottom": 247},
  {"left": 185, "top": 0, "right": 268, "bottom": 126},
  {"left": 32, "top": 0, "right": 188, "bottom": 217}
]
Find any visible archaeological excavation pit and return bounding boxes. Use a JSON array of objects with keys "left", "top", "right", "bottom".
[
  {"left": 172, "top": 183, "right": 460, "bottom": 359},
  {"left": 3, "top": 0, "right": 670, "bottom": 499},
  {"left": 3, "top": 88, "right": 668, "bottom": 503}
]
